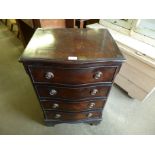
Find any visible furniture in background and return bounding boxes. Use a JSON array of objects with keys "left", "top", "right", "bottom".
[
  {"left": 19, "top": 28, "right": 125, "bottom": 126},
  {"left": 0, "top": 19, "right": 8, "bottom": 25},
  {"left": 17, "top": 19, "right": 70, "bottom": 47},
  {"left": 114, "top": 44, "right": 155, "bottom": 101},
  {"left": 17, "top": 19, "right": 41, "bottom": 47},
  {"left": 64, "top": 19, "right": 99, "bottom": 28},
  {"left": 1, "top": 19, "right": 20, "bottom": 38},
  {"left": 39, "top": 19, "right": 66, "bottom": 28},
  {"left": 75, "top": 19, "right": 99, "bottom": 28},
  {"left": 17, "top": 19, "right": 99, "bottom": 47},
  {"left": 87, "top": 22, "right": 155, "bottom": 101}
]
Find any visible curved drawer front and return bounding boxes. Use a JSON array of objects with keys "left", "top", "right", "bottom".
[
  {"left": 29, "top": 66, "right": 117, "bottom": 84},
  {"left": 40, "top": 99, "right": 106, "bottom": 112},
  {"left": 44, "top": 110, "right": 102, "bottom": 121},
  {"left": 36, "top": 85, "right": 111, "bottom": 100}
]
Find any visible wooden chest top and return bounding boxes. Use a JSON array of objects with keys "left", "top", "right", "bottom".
[
  {"left": 20, "top": 28, "right": 125, "bottom": 63},
  {"left": 19, "top": 28, "right": 125, "bottom": 126}
]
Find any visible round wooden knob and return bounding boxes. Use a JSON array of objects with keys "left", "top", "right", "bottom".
[
  {"left": 45, "top": 72, "right": 54, "bottom": 79},
  {"left": 55, "top": 114, "right": 61, "bottom": 119},
  {"left": 94, "top": 71, "right": 103, "bottom": 79},
  {"left": 49, "top": 89, "right": 57, "bottom": 96},
  {"left": 91, "top": 89, "right": 98, "bottom": 96},
  {"left": 52, "top": 103, "right": 59, "bottom": 109},
  {"left": 89, "top": 102, "right": 95, "bottom": 109}
]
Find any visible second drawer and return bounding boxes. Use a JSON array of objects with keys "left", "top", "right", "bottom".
[
  {"left": 40, "top": 99, "right": 106, "bottom": 112},
  {"left": 36, "top": 84, "right": 111, "bottom": 100}
]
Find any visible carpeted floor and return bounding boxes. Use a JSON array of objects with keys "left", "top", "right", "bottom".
[{"left": 0, "top": 21, "right": 155, "bottom": 135}]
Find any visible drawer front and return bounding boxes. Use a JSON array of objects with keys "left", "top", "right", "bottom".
[
  {"left": 36, "top": 85, "right": 111, "bottom": 100},
  {"left": 40, "top": 99, "right": 106, "bottom": 112},
  {"left": 44, "top": 110, "right": 102, "bottom": 121},
  {"left": 29, "top": 66, "right": 117, "bottom": 84}
]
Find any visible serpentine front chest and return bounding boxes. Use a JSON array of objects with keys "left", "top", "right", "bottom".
[{"left": 19, "top": 28, "right": 125, "bottom": 126}]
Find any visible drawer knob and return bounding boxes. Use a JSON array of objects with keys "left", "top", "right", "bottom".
[
  {"left": 45, "top": 72, "right": 54, "bottom": 79},
  {"left": 49, "top": 89, "right": 57, "bottom": 96},
  {"left": 89, "top": 102, "right": 95, "bottom": 109},
  {"left": 91, "top": 89, "right": 98, "bottom": 96},
  {"left": 52, "top": 103, "right": 59, "bottom": 109},
  {"left": 94, "top": 71, "right": 103, "bottom": 79},
  {"left": 55, "top": 114, "right": 61, "bottom": 119},
  {"left": 87, "top": 113, "right": 93, "bottom": 118}
]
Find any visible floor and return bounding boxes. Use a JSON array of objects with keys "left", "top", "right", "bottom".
[{"left": 0, "top": 22, "right": 155, "bottom": 135}]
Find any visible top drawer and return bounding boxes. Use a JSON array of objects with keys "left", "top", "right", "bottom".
[{"left": 28, "top": 66, "right": 117, "bottom": 85}]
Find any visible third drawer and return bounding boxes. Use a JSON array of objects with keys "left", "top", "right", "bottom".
[{"left": 40, "top": 99, "right": 106, "bottom": 112}]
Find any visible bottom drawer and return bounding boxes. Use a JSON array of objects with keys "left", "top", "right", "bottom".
[{"left": 44, "top": 110, "right": 102, "bottom": 121}]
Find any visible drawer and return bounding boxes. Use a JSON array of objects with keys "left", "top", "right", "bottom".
[
  {"left": 36, "top": 85, "right": 111, "bottom": 100},
  {"left": 40, "top": 99, "right": 106, "bottom": 112},
  {"left": 29, "top": 66, "right": 117, "bottom": 84},
  {"left": 44, "top": 110, "right": 102, "bottom": 121}
]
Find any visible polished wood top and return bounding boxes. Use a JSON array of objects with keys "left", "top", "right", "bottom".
[{"left": 20, "top": 28, "right": 125, "bottom": 63}]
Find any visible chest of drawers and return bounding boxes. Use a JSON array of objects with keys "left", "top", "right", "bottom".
[{"left": 19, "top": 28, "right": 125, "bottom": 126}]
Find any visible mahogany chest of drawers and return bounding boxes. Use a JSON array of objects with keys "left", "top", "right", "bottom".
[{"left": 19, "top": 28, "right": 125, "bottom": 126}]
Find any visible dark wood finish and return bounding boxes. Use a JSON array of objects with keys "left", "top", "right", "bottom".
[
  {"left": 36, "top": 84, "right": 111, "bottom": 100},
  {"left": 17, "top": 19, "right": 78, "bottom": 47},
  {"left": 40, "top": 99, "right": 106, "bottom": 112},
  {"left": 65, "top": 19, "right": 75, "bottom": 28},
  {"left": 29, "top": 66, "right": 117, "bottom": 85},
  {"left": 44, "top": 110, "right": 102, "bottom": 121},
  {"left": 17, "top": 20, "right": 36, "bottom": 46},
  {"left": 75, "top": 19, "right": 99, "bottom": 28},
  {"left": 39, "top": 19, "right": 66, "bottom": 28},
  {"left": 20, "top": 29, "right": 124, "bottom": 62},
  {"left": 19, "top": 28, "right": 125, "bottom": 126}
]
